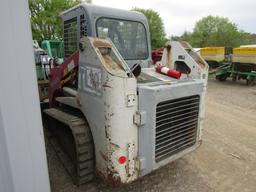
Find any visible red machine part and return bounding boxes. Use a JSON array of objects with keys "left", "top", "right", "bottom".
[
  {"left": 152, "top": 48, "right": 163, "bottom": 64},
  {"left": 48, "top": 51, "right": 79, "bottom": 106},
  {"left": 155, "top": 65, "right": 181, "bottom": 79}
]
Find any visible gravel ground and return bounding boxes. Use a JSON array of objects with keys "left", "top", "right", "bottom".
[{"left": 45, "top": 78, "right": 256, "bottom": 192}]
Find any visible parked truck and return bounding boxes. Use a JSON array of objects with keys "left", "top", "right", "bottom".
[{"left": 44, "top": 3, "right": 208, "bottom": 185}]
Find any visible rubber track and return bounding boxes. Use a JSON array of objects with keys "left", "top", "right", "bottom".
[{"left": 44, "top": 108, "right": 94, "bottom": 185}]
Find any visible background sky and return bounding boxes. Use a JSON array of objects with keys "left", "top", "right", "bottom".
[{"left": 92, "top": 0, "right": 256, "bottom": 37}]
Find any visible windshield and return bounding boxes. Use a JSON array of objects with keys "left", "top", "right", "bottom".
[{"left": 96, "top": 18, "right": 148, "bottom": 60}]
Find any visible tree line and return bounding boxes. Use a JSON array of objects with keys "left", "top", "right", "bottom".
[{"left": 172, "top": 15, "right": 256, "bottom": 48}]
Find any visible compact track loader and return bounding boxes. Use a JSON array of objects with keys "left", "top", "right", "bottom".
[{"left": 44, "top": 3, "right": 208, "bottom": 185}]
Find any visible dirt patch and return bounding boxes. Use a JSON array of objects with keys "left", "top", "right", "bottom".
[{"left": 46, "top": 78, "right": 256, "bottom": 192}]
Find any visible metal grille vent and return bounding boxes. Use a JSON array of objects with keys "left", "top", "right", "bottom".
[
  {"left": 155, "top": 95, "right": 200, "bottom": 162},
  {"left": 64, "top": 18, "right": 77, "bottom": 58},
  {"left": 80, "top": 14, "right": 87, "bottom": 37}
]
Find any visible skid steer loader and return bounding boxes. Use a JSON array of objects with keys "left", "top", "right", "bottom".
[{"left": 44, "top": 3, "right": 208, "bottom": 185}]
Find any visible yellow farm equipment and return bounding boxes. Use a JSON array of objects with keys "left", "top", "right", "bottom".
[
  {"left": 200, "top": 47, "right": 225, "bottom": 68},
  {"left": 215, "top": 46, "right": 256, "bottom": 85}
]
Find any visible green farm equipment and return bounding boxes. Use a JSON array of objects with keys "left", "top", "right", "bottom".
[
  {"left": 33, "top": 40, "right": 50, "bottom": 80},
  {"left": 33, "top": 40, "right": 51, "bottom": 101},
  {"left": 41, "top": 40, "right": 64, "bottom": 64},
  {"left": 33, "top": 40, "right": 64, "bottom": 101},
  {"left": 215, "top": 47, "right": 256, "bottom": 85},
  {"left": 215, "top": 63, "right": 256, "bottom": 85}
]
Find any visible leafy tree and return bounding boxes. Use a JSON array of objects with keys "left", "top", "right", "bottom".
[
  {"left": 181, "top": 15, "right": 250, "bottom": 48},
  {"left": 176, "top": 31, "right": 192, "bottom": 42},
  {"left": 29, "top": 0, "right": 82, "bottom": 42},
  {"left": 133, "top": 8, "right": 166, "bottom": 48},
  {"left": 238, "top": 32, "right": 256, "bottom": 45}
]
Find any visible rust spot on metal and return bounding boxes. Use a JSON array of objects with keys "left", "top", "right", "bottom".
[
  {"left": 102, "top": 55, "right": 112, "bottom": 65},
  {"left": 107, "top": 168, "right": 122, "bottom": 187},
  {"left": 102, "top": 55, "right": 122, "bottom": 69},
  {"left": 166, "top": 45, "right": 172, "bottom": 64},
  {"left": 110, "top": 142, "right": 120, "bottom": 150},
  {"left": 101, "top": 145, "right": 122, "bottom": 186},
  {"left": 105, "top": 125, "right": 108, "bottom": 138},
  {"left": 180, "top": 41, "right": 190, "bottom": 49},
  {"left": 98, "top": 167, "right": 123, "bottom": 186},
  {"left": 75, "top": 97, "right": 81, "bottom": 107},
  {"left": 98, "top": 50, "right": 123, "bottom": 70},
  {"left": 102, "top": 84, "right": 112, "bottom": 88},
  {"left": 105, "top": 125, "right": 110, "bottom": 139},
  {"left": 125, "top": 164, "right": 129, "bottom": 175},
  {"left": 100, "top": 151, "right": 108, "bottom": 161},
  {"left": 93, "top": 39, "right": 112, "bottom": 48},
  {"left": 196, "top": 58, "right": 206, "bottom": 68}
]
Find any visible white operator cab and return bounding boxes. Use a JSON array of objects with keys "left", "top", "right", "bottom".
[{"left": 61, "top": 3, "right": 152, "bottom": 69}]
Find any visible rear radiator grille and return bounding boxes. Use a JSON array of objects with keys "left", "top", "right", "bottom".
[{"left": 155, "top": 95, "right": 200, "bottom": 162}]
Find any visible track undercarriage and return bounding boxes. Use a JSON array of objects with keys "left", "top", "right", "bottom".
[{"left": 44, "top": 108, "right": 95, "bottom": 185}]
